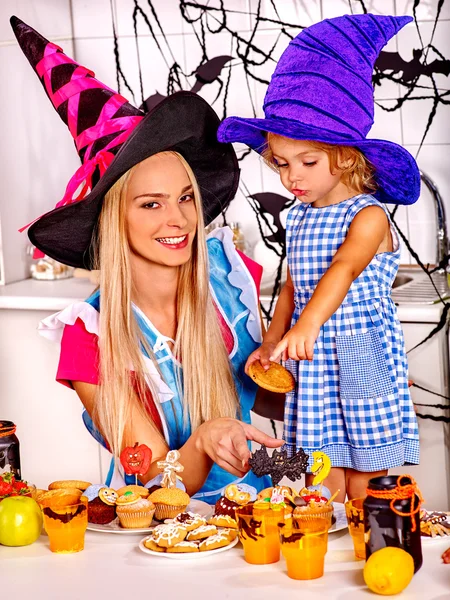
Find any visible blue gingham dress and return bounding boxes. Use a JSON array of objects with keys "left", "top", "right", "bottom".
[{"left": 284, "top": 194, "right": 420, "bottom": 471}]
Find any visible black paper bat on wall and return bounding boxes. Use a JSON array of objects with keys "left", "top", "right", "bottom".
[
  {"left": 248, "top": 192, "right": 296, "bottom": 245},
  {"left": 141, "top": 55, "right": 233, "bottom": 112},
  {"left": 375, "top": 49, "right": 450, "bottom": 85}
]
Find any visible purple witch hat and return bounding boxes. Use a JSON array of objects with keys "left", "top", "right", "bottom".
[{"left": 218, "top": 14, "right": 420, "bottom": 206}]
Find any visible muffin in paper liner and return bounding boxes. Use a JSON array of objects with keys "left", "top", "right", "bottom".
[
  {"left": 116, "top": 496, "right": 156, "bottom": 528},
  {"left": 153, "top": 503, "right": 189, "bottom": 520},
  {"left": 149, "top": 487, "right": 190, "bottom": 521},
  {"left": 117, "top": 508, "right": 155, "bottom": 528}
]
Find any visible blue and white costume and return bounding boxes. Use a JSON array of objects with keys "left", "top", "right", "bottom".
[
  {"left": 284, "top": 195, "right": 420, "bottom": 471},
  {"left": 39, "top": 228, "right": 270, "bottom": 504}
]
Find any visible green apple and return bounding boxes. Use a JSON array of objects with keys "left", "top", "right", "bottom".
[{"left": 0, "top": 496, "right": 43, "bottom": 546}]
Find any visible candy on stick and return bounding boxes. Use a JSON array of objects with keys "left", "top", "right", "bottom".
[
  {"left": 119, "top": 442, "right": 152, "bottom": 484},
  {"left": 248, "top": 445, "right": 309, "bottom": 486},
  {"left": 156, "top": 450, "right": 184, "bottom": 488},
  {"left": 311, "top": 451, "right": 332, "bottom": 497}
]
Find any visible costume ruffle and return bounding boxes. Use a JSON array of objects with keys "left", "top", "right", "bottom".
[
  {"left": 38, "top": 301, "right": 175, "bottom": 405},
  {"left": 207, "top": 227, "right": 261, "bottom": 343}
]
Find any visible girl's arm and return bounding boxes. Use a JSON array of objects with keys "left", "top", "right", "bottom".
[
  {"left": 245, "top": 268, "right": 295, "bottom": 372},
  {"left": 270, "top": 205, "right": 389, "bottom": 362},
  {"left": 73, "top": 381, "right": 283, "bottom": 495}
]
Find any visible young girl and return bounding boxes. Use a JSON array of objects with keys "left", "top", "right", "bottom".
[
  {"left": 12, "top": 16, "right": 282, "bottom": 502},
  {"left": 218, "top": 14, "right": 420, "bottom": 501}
]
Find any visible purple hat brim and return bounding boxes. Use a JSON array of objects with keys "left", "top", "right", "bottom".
[{"left": 218, "top": 116, "right": 420, "bottom": 206}]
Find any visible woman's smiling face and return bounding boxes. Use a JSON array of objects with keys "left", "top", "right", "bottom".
[{"left": 125, "top": 152, "right": 198, "bottom": 269}]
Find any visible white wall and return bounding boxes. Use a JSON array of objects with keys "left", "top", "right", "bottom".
[
  {"left": 0, "top": 0, "right": 448, "bottom": 284},
  {"left": 0, "top": 1, "right": 80, "bottom": 284}
]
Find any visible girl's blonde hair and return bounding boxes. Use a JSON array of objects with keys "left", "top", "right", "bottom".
[
  {"left": 91, "top": 151, "right": 239, "bottom": 458},
  {"left": 262, "top": 133, "right": 377, "bottom": 194}
]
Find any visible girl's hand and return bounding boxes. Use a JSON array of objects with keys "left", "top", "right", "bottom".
[
  {"left": 245, "top": 342, "right": 277, "bottom": 374},
  {"left": 270, "top": 322, "right": 320, "bottom": 362},
  {"left": 195, "top": 418, "right": 284, "bottom": 477}
]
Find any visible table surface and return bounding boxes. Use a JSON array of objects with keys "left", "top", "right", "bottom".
[{"left": 1, "top": 528, "right": 449, "bottom": 600}]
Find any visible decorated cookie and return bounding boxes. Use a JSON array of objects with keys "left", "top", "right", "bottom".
[
  {"left": 208, "top": 514, "right": 238, "bottom": 529},
  {"left": 144, "top": 538, "right": 166, "bottom": 552},
  {"left": 170, "top": 512, "right": 206, "bottom": 532},
  {"left": 152, "top": 524, "right": 187, "bottom": 548},
  {"left": 98, "top": 487, "right": 118, "bottom": 506},
  {"left": 167, "top": 541, "right": 200, "bottom": 553},
  {"left": 199, "top": 531, "right": 232, "bottom": 551},
  {"left": 186, "top": 524, "right": 218, "bottom": 541},
  {"left": 224, "top": 483, "right": 254, "bottom": 505}
]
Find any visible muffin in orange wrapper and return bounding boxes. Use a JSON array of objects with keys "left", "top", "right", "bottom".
[
  {"left": 115, "top": 491, "right": 155, "bottom": 528},
  {"left": 148, "top": 487, "right": 190, "bottom": 520}
]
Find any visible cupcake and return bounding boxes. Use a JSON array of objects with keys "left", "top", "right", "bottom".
[
  {"left": 83, "top": 485, "right": 118, "bottom": 524},
  {"left": 116, "top": 491, "right": 155, "bottom": 528},
  {"left": 148, "top": 487, "right": 190, "bottom": 520}
]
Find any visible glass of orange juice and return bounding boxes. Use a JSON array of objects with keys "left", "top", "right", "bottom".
[
  {"left": 279, "top": 504, "right": 333, "bottom": 580},
  {"left": 345, "top": 497, "right": 366, "bottom": 560},
  {"left": 41, "top": 496, "right": 88, "bottom": 553},
  {"left": 236, "top": 502, "right": 286, "bottom": 565}
]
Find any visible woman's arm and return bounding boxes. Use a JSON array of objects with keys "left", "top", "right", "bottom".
[
  {"left": 73, "top": 381, "right": 283, "bottom": 495},
  {"left": 270, "top": 205, "right": 389, "bottom": 362}
]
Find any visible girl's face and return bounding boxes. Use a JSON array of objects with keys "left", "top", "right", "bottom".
[
  {"left": 269, "top": 136, "right": 351, "bottom": 207},
  {"left": 125, "top": 153, "right": 197, "bottom": 268}
]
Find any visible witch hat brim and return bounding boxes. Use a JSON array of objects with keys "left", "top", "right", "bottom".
[
  {"left": 29, "top": 90, "right": 239, "bottom": 269},
  {"left": 217, "top": 115, "right": 419, "bottom": 206},
  {"left": 218, "top": 117, "right": 420, "bottom": 205}
]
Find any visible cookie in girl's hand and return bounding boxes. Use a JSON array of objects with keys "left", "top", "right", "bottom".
[{"left": 248, "top": 360, "right": 295, "bottom": 393}]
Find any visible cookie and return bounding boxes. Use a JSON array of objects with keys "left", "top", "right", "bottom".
[
  {"left": 152, "top": 524, "right": 187, "bottom": 548},
  {"left": 48, "top": 480, "right": 92, "bottom": 491},
  {"left": 199, "top": 531, "right": 232, "bottom": 551},
  {"left": 208, "top": 514, "right": 238, "bottom": 529},
  {"left": 167, "top": 541, "right": 200, "bottom": 553},
  {"left": 170, "top": 512, "right": 206, "bottom": 532},
  {"left": 248, "top": 360, "right": 295, "bottom": 393},
  {"left": 117, "top": 485, "right": 149, "bottom": 498},
  {"left": 186, "top": 524, "right": 217, "bottom": 541},
  {"left": 144, "top": 537, "right": 166, "bottom": 552},
  {"left": 220, "top": 528, "right": 238, "bottom": 541}
]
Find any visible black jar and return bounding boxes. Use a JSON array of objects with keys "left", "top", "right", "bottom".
[
  {"left": 363, "top": 475, "right": 422, "bottom": 573},
  {"left": 0, "top": 421, "right": 21, "bottom": 479}
]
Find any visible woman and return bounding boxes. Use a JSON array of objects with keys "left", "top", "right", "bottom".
[{"left": 12, "top": 16, "right": 282, "bottom": 502}]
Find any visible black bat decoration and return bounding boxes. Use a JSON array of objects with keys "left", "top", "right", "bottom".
[
  {"left": 248, "top": 445, "right": 309, "bottom": 486},
  {"left": 375, "top": 49, "right": 450, "bottom": 85},
  {"left": 190, "top": 55, "right": 233, "bottom": 93},
  {"left": 249, "top": 193, "right": 295, "bottom": 245}
]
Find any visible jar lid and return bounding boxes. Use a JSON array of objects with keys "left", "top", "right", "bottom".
[{"left": 367, "top": 475, "right": 412, "bottom": 491}]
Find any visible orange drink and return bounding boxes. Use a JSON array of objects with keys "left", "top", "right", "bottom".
[
  {"left": 236, "top": 503, "right": 285, "bottom": 565},
  {"left": 42, "top": 497, "right": 88, "bottom": 553},
  {"left": 279, "top": 504, "right": 333, "bottom": 580},
  {"left": 345, "top": 497, "right": 365, "bottom": 560}
]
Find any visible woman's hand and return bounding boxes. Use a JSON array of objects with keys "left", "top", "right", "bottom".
[
  {"left": 195, "top": 418, "right": 284, "bottom": 477},
  {"left": 270, "top": 320, "right": 321, "bottom": 362},
  {"left": 245, "top": 342, "right": 277, "bottom": 374}
]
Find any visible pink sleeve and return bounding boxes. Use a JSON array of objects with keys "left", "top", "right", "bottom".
[
  {"left": 57, "top": 318, "right": 100, "bottom": 388},
  {"left": 237, "top": 249, "right": 263, "bottom": 293}
]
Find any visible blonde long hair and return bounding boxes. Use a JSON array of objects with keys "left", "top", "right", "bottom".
[{"left": 91, "top": 152, "right": 239, "bottom": 458}]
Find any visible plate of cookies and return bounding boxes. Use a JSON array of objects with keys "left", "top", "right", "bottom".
[
  {"left": 420, "top": 509, "right": 450, "bottom": 542},
  {"left": 139, "top": 511, "right": 239, "bottom": 558}
]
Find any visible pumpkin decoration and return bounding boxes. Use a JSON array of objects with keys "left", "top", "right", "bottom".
[{"left": 119, "top": 443, "right": 152, "bottom": 476}]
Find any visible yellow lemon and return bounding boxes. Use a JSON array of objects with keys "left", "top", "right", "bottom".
[{"left": 363, "top": 547, "right": 415, "bottom": 595}]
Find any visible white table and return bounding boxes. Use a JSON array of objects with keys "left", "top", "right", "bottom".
[{"left": 1, "top": 529, "right": 449, "bottom": 599}]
